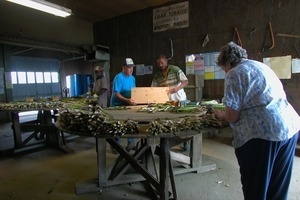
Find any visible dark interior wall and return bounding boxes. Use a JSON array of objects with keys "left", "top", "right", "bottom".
[
  {"left": 93, "top": 0, "right": 300, "bottom": 113},
  {"left": 0, "top": 1, "right": 93, "bottom": 46}
]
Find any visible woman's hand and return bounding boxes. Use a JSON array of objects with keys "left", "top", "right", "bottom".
[
  {"left": 214, "top": 107, "right": 240, "bottom": 123},
  {"left": 214, "top": 109, "right": 226, "bottom": 120}
]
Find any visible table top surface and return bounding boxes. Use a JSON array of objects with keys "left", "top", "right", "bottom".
[
  {"left": 57, "top": 106, "right": 207, "bottom": 138},
  {"left": 4, "top": 105, "right": 210, "bottom": 138},
  {"left": 103, "top": 106, "right": 205, "bottom": 122}
]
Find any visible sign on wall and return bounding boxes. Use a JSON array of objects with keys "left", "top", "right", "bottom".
[
  {"left": 153, "top": 1, "right": 189, "bottom": 32},
  {"left": 185, "top": 52, "right": 225, "bottom": 80},
  {"left": 292, "top": 58, "right": 300, "bottom": 73},
  {"left": 263, "top": 55, "right": 291, "bottom": 79},
  {"left": 135, "top": 64, "right": 153, "bottom": 76}
]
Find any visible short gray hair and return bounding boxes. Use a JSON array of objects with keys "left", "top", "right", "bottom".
[{"left": 216, "top": 42, "right": 248, "bottom": 67}]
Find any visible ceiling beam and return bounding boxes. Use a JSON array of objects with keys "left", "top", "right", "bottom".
[{"left": 0, "top": 32, "right": 84, "bottom": 54}]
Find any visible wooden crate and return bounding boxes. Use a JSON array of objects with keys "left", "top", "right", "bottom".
[{"left": 131, "top": 87, "right": 169, "bottom": 104}]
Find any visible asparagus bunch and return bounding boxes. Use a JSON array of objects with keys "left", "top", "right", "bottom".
[
  {"left": 57, "top": 108, "right": 139, "bottom": 136},
  {"left": 146, "top": 114, "right": 228, "bottom": 135}
]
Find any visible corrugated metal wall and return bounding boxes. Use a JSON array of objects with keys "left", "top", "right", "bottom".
[{"left": 10, "top": 56, "right": 61, "bottom": 100}]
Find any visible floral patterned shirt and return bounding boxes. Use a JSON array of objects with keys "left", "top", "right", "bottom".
[{"left": 223, "top": 59, "right": 300, "bottom": 148}]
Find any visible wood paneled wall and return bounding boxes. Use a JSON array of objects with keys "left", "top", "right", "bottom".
[{"left": 93, "top": 0, "right": 300, "bottom": 113}]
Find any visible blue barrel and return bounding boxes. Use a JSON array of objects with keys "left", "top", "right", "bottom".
[
  {"left": 69, "top": 74, "right": 92, "bottom": 97},
  {"left": 69, "top": 74, "right": 82, "bottom": 97},
  {"left": 81, "top": 74, "right": 92, "bottom": 95}
]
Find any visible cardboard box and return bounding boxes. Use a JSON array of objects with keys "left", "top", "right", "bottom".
[{"left": 131, "top": 87, "right": 169, "bottom": 104}]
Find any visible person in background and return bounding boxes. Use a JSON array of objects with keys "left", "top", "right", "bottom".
[
  {"left": 110, "top": 58, "right": 137, "bottom": 151},
  {"left": 151, "top": 54, "right": 189, "bottom": 151},
  {"left": 152, "top": 54, "right": 188, "bottom": 103},
  {"left": 214, "top": 41, "right": 300, "bottom": 200},
  {"left": 110, "top": 58, "right": 136, "bottom": 107},
  {"left": 92, "top": 66, "right": 108, "bottom": 108}
]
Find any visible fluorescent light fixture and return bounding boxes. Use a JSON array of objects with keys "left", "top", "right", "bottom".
[{"left": 6, "top": 0, "right": 72, "bottom": 18}]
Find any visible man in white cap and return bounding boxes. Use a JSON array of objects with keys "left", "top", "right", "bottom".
[
  {"left": 110, "top": 58, "right": 137, "bottom": 152},
  {"left": 110, "top": 58, "right": 136, "bottom": 106},
  {"left": 93, "top": 65, "right": 108, "bottom": 107}
]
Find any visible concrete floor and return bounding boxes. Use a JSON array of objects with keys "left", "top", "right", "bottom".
[{"left": 0, "top": 119, "right": 299, "bottom": 200}]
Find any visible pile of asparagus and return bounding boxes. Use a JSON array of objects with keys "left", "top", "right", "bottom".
[
  {"left": 57, "top": 106, "right": 139, "bottom": 136},
  {"left": 137, "top": 103, "right": 208, "bottom": 114},
  {"left": 0, "top": 101, "right": 64, "bottom": 110},
  {"left": 57, "top": 100, "right": 228, "bottom": 136},
  {"left": 146, "top": 114, "right": 229, "bottom": 135}
]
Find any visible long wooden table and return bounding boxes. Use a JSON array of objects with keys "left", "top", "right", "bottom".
[
  {"left": 60, "top": 106, "right": 217, "bottom": 200},
  {"left": 1, "top": 109, "right": 70, "bottom": 154}
]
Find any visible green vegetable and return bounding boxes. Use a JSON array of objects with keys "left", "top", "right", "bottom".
[{"left": 212, "top": 103, "right": 225, "bottom": 110}]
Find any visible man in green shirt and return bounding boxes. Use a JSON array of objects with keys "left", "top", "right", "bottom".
[
  {"left": 151, "top": 54, "right": 188, "bottom": 102},
  {"left": 151, "top": 54, "right": 189, "bottom": 151}
]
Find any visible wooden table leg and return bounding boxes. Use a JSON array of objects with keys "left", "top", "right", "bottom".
[
  {"left": 191, "top": 134, "right": 202, "bottom": 168},
  {"left": 145, "top": 138, "right": 157, "bottom": 177},
  {"left": 160, "top": 137, "right": 170, "bottom": 200},
  {"left": 107, "top": 138, "right": 160, "bottom": 188},
  {"left": 172, "top": 133, "right": 216, "bottom": 175},
  {"left": 11, "top": 112, "right": 22, "bottom": 148},
  {"left": 96, "top": 138, "right": 107, "bottom": 192},
  {"left": 169, "top": 156, "right": 177, "bottom": 200}
]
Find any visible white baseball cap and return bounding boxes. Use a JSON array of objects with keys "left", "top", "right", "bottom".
[{"left": 123, "top": 58, "right": 135, "bottom": 67}]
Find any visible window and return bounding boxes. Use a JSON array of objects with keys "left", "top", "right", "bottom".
[
  {"left": 51, "top": 72, "right": 59, "bottom": 83},
  {"left": 17, "top": 72, "right": 26, "bottom": 84},
  {"left": 44, "top": 72, "right": 51, "bottom": 83},
  {"left": 66, "top": 75, "right": 70, "bottom": 88},
  {"left": 11, "top": 72, "right": 17, "bottom": 84},
  {"left": 36, "top": 72, "right": 44, "bottom": 83},
  {"left": 11, "top": 71, "right": 59, "bottom": 84},
  {"left": 27, "top": 72, "right": 35, "bottom": 84}
]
